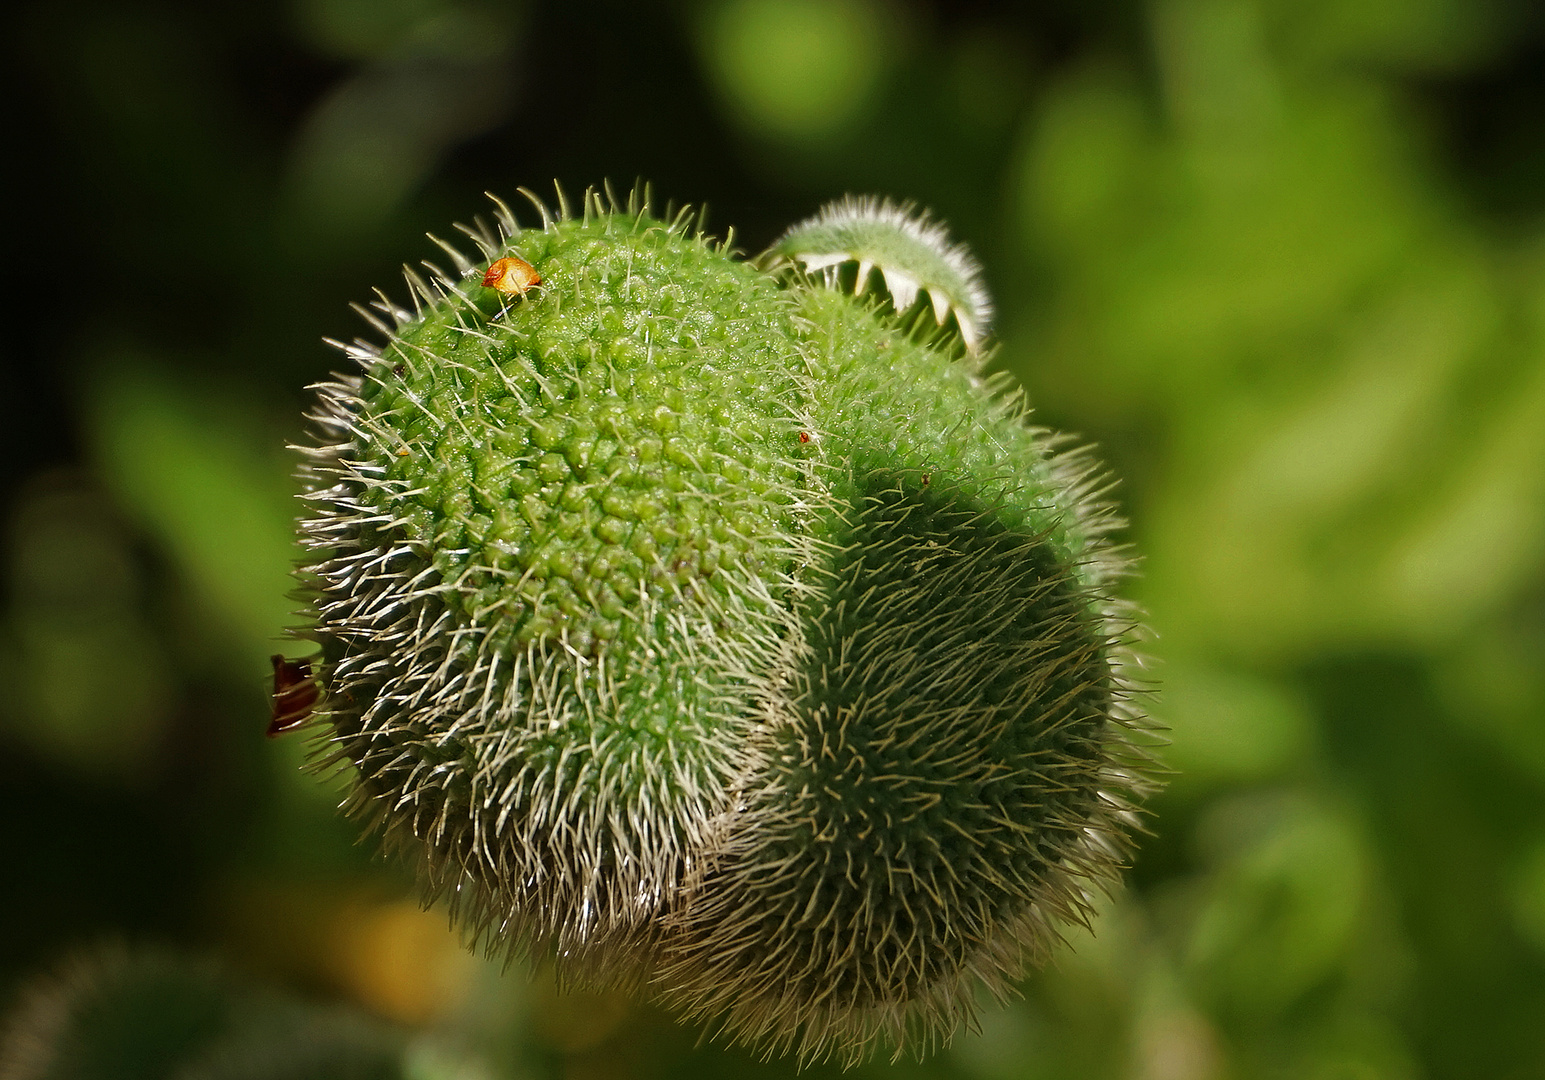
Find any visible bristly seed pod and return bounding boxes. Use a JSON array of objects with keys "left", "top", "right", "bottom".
[{"left": 292, "top": 183, "right": 1156, "bottom": 1066}]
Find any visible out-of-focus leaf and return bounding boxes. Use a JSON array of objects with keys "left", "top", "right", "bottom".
[
  {"left": 0, "top": 472, "right": 172, "bottom": 779},
  {"left": 1184, "top": 792, "right": 1369, "bottom": 1018},
  {"left": 296, "top": 0, "right": 448, "bottom": 59},
  {"left": 1436, "top": 613, "right": 1545, "bottom": 785},
  {"left": 1258, "top": 0, "right": 1507, "bottom": 70},
  {"left": 0, "top": 946, "right": 408, "bottom": 1080},
  {"left": 84, "top": 358, "right": 299, "bottom": 673},
  {"left": 1015, "top": 2, "right": 1545, "bottom": 663},
  {"left": 695, "top": 0, "right": 900, "bottom": 146},
  {"left": 282, "top": 4, "right": 523, "bottom": 245},
  {"left": 1157, "top": 662, "right": 1316, "bottom": 786},
  {"left": 1508, "top": 835, "right": 1545, "bottom": 953}
]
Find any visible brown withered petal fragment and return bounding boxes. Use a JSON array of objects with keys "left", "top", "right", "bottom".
[{"left": 268, "top": 654, "right": 319, "bottom": 737}]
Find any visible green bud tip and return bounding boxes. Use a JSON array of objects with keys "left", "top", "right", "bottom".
[{"left": 288, "top": 182, "right": 1158, "bottom": 1066}]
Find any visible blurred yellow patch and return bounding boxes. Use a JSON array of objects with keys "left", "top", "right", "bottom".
[
  {"left": 324, "top": 898, "right": 477, "bottom": 1025},
  {"left": 218, "top": 881, "right": 476, "bottom": 1026}
]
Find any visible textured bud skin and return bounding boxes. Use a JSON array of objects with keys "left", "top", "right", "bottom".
[{"left": 296, "top": 189, "right": 1152, "bottom": 1064}]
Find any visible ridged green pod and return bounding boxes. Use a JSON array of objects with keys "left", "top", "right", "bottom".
[{"left": 293, "top": 184, "right": 1154, "bottom": 1064}]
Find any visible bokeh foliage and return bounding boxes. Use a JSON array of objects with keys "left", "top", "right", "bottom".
[{"left": 3, "top": 0, "right": 1544, "bottom": 1077}]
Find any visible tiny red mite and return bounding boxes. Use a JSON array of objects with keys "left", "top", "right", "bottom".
[
  {"left": 268, "top": 654, "right": 320, "bottom": 737},
  {"left": 798, "top": 431, "right": 811, "bottom": 443},
  {"left": 482, "top": 256, "right": 541, "bottom": 297}
]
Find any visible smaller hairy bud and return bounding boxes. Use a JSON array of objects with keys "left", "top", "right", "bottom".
[
  {"left": 767, "top": 195, "right": 994, "bottom": 351},
  {"left": 291, "top": 183, "right": 1156, "bottom": 1065}
]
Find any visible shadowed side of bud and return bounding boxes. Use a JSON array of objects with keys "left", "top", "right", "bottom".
[{"left": 653, "top": 287, "right": 1152, "bottom": 1064}]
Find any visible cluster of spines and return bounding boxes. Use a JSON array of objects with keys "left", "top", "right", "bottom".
[{"left": 323, "top": 183, "right": 728, "bottom": 359}]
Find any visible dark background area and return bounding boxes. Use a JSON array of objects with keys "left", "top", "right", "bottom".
[{"left": 4, "top": 1, "right": 1545, "bottom": 1077}]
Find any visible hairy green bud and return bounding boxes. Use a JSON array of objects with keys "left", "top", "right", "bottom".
[{"left": 293, "top": 184, "right": 1153, "bottom": 1064}]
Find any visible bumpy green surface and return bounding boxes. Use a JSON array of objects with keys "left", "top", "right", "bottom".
[
  {"left": 370, "top": 221, "right": 805, "bottom": 655},
  {"left": 296, "top": 190, "right": 1149, "bottom": 1064}
]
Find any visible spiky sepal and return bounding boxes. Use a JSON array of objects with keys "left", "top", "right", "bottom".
[
  {"left": 767, "top": 195, "right": 994, "bottom": 352},
  {"left": 292, "top": 185, "right": 1155, "bottom": 1064}
]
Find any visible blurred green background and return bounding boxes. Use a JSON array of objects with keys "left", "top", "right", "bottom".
[{"left": 3, "top": 0, "right": 1545, "bottom": 1076}]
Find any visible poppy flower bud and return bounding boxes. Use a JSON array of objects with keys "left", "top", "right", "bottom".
[{"left": 293, "top": 184, "right": 1155, "bottom": 1064}]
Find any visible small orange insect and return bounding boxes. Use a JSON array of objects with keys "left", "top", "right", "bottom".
[
  {"left": 482, "top": 256, "right": 541, "bottom": 298},
  {"left": 268, "top": 654, "right": 321, "bottom": 737}
]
